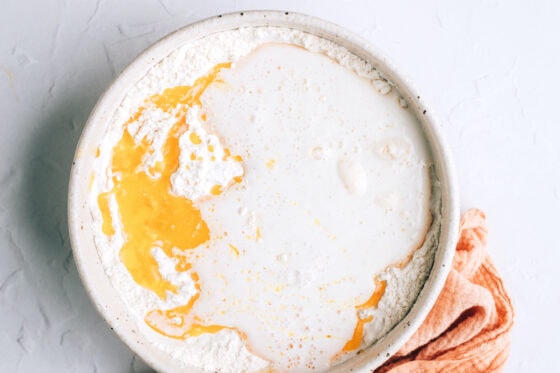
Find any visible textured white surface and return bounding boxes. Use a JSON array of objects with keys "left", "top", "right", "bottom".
[{"left": 0, "top": 0, "right": 557, "bottom": 372}]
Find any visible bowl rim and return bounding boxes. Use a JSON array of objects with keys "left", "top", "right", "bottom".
[{"left": 68, "top": 10, "right": 460, "bottom": 373}]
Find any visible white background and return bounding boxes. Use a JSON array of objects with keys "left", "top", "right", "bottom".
[{"left": 1, "top": 0, "right": 557, "bottom": 372}]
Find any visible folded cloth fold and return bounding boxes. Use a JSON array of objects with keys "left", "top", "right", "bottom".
[{"left": 376, "top": 209, "right": 514, "bottom": 373}]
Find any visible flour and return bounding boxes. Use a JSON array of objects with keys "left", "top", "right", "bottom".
[
  {"left": 361, "top": 177, "right": 440, "bottom": 348},
  {"left": 90, "top": 26, "right": 440, "bottom": 373},
  {"left": 170, "top": 105, "right": 244, "bottom": 200}
]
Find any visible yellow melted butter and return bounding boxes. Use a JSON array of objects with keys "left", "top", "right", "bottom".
[
  {"left": 342, "top": 278, "right": 386, "bottom": 353},
  {"left": 98, "top": 63, "right": 233, "bottom": 334},
  {"left": 97, "top": 59, "right": 388, "bottom": 368}
]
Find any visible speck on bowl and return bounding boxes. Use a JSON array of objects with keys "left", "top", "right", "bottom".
[{"left": 68, "top": 10, "right": 460, "bottom": 373}]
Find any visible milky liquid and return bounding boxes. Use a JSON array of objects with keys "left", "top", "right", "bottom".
[{"left": 166, "top": 43, "right": 434, "bottom": 371}]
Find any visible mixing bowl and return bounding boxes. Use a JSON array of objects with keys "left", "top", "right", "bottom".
[{"left": 68, "top": 10, "right": 459, "bottom": 372}]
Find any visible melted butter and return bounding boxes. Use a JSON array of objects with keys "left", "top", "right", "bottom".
[
  {"left": 331, "top": 277, "right": 387, "bottom": 363},
  {"left": 229, "top": 243, "right": 240, "bottom": 256},
  {"left": 189, "top": 132, "right": 202, "bottom": 145},
  {"left": 88, "top": 173, "right": 95, "bottom": 192},
  {"left": 98, "top": 63, "right": 237, "bottom": 310},
  {"left": 100, "top": 125, "right": 209, "bottom": 298},
  {"left": 97, "top": 193, "right": 114, "bottom": 235},
  {"left": 341, "top": 315, "right": 374, "bottom": 352},
  {"left": 355, "top": 277, "right": 387, "bottom": 311},
  {"left": 210, "top": 184, "right": 223, "bottom": 195}
]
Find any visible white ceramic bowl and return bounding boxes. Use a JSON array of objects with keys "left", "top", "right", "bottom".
[{"left": 68, "top": 10, "right": 460, "bottom": 372}]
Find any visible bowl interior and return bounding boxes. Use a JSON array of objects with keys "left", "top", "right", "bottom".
[{"left": 68, "top": 10, "right": 459, "bottom": 373}]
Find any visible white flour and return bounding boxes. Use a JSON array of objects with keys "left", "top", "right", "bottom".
[{"left": 89, "top": 26, "right": 440, "bottom": 372}]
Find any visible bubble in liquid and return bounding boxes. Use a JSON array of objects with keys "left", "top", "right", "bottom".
[
  {"left": 310, "top": 146, "right": 324, "bottom": 160},
  {"left": 336, "top": 158, "right": 367, "bottom": 196}
]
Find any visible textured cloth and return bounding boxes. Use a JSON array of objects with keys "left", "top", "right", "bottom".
[{"left": 377, "top": 209, "right": 514, "bottom": 373}]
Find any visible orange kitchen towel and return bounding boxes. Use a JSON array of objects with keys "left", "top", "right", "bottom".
[{"left": 377, "top": 209, "right": 514, "bottom": 373}]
